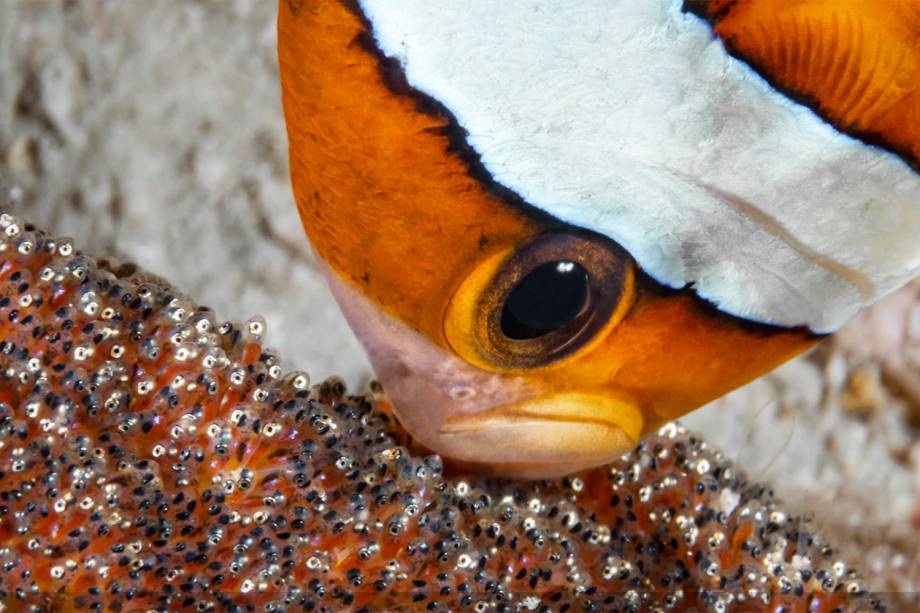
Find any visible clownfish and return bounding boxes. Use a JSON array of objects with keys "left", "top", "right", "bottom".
[{"left": 278, "top": 0, "right": 920, "bottom": 478}]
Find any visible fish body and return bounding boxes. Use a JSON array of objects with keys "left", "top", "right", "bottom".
[{"left": 279, "top": 0, "right": 920, "bottom": 477}]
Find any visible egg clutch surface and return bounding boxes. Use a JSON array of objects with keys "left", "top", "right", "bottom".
[{"left": 0, "top": 213, "right": 885, "bottom": 610}]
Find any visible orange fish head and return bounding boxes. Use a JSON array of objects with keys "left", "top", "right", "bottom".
[
  {"left": 273, "top": 0, "right": 907, "bottom": 477},
  {"left": 315, "top": 226, "right": 813, "bottom": 478}
]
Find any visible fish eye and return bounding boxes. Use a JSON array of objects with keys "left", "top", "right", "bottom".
[
  {"left": 445, "top": 232, "right": 635, "bottom": 370},
  {"left": 500, "top": 260, "right": 590, "bottom": 340}
]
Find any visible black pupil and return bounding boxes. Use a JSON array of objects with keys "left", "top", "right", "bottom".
[{"left": 500, "top": 261, "right": 590, "bottom": 340}]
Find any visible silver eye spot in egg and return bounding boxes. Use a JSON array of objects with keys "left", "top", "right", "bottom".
[
  {"left": 262, "top": 422, "right": 281, "bottom": 436},
  {"left": 208, "top": 526, "right": 225, "bottom": 545},
  {"left": 292, "top": 373, "right": 309, "bottom": 389},
  {"left": 638, "top": 486, "right": 651, "bottom": 503},
  {"left": 170, "top": 307, "right": 187, "bottom": 322},
  {"left": 247, "top": 316, "right": 266, "bottom": 337},
  {"left": 4, "top": 221, "right": 20, "bottom": 237}
]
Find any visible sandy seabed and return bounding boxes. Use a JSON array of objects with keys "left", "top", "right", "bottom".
[{"left": 1, "top": 0, "right": 920, "bottom": 602}]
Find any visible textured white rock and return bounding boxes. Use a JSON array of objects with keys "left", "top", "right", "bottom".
[{"left": 0, "top": 0, "right": 369, "bottom": 384}]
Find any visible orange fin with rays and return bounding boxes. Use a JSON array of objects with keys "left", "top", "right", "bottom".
[{"left": 689, "top": 0, "right": 920, "bottom": 171}]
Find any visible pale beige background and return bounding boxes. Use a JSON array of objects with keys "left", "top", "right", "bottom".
[{"left": 2, "top": 0, "right": 919, "bottom": 597}]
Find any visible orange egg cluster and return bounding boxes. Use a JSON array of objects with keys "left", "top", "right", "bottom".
[{"left": 0, "top": 212, "right": 882, "bottom": 611}]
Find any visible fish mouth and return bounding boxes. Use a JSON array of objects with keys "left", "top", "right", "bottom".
[{"left": 437, "top": 392, "right": 644, "bottom": 478}]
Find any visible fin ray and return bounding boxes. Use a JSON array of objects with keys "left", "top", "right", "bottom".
[{"left": 693, "top": 0, "right": 920, "bottom": 171}]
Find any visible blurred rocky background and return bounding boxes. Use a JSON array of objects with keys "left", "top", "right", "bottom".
[
  {"left": 0, "top": 0, "right": 368, "bottom": 384},
  {"left": 2, "top": 0, "right": 919, "bottom": 601}
]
